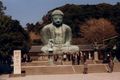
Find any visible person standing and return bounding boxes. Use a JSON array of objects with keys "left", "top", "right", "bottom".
[
  {"left": 67, "top": 53, "right": 71, "bottom": 61},
  {"left": 77, "top": 53, "right": 80, "bottom": 65},
  {"left": 83, "top": 61, "right": 88, "bottom": 74},
  {"left": 63, "top": 53, "right": 67, "bottom": 61},
  {"left": 108, "top": 59, "right": 114, "bottom": 73},
  {"left": 72, "top": 54, "right": 75, "bottom": 65}
]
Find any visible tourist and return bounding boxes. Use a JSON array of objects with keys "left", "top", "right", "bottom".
[
  {"left": 108, "top": 59, "right": 114, "bottom": 73},
  {"left": 63, "top": 53, "right": 67, "bottom": 61},
  {"left": 72, "top": 54, "right": 75, "bottom": 65},
  {"left": 80, "top": 52, "right": 84, "bottom": 64},
  {"left": 54, "top": 54, "right": 59, "bottom": 61},
  {"left": 67, "top": 52, "right": 71, "bottom": 61},
  {"left": 83, "top": 61, "right": 88, "bottom": 74},
  {"left": 77, "top": 53, "right": 80, "bottom": 65},
  {"left": 83, "top": 53, "right": 87, "bottom": 63},
  {"left": 22, "top": 53, "right": 28, "bottom": 62},
  {"left": 27, "top": 53, "right": 32, "bottom": 62}
]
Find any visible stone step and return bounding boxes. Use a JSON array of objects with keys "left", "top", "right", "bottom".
[
  {"left": 21, "top": 61, "right": 120, "bottom": 75},
  {"left": 30, "top": 56, "right": 48, "bottom": 61},
  {"left": 22, "top": 59, "right": 104, "bottom": 67},
  {"left": 22, "top": 66, "right": 75, "bottom": 75},
  {"left": 21, "top": 64, "right": 113, "bottom": 75},
  {"left": 22, "top": 60, "right": 95, "bottom": 66},
  {"left": 113, "top": 63, "right": 120, "bottom": 72},
  {"left": 22, "top": 61, "right": 49, "bottom": 66},
  {"left": 88, "top": 64, "right": 106, "bottom": 73}
]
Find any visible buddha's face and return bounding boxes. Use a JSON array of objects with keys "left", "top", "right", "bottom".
[{"left": 52, "top": 15, "right": 63, "bottom": 27}]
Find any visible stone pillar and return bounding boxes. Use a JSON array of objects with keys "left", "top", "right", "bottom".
[
  {"left": 88, "top": 52, "right": 92, "bottom": 60},
  {"left": 48, "top": 57, "right": 54, "bottom": 65},
  {"left": 13, "top": 50, "right": 21, "bottom": 74},
  {"left": 48, "top": 49, "right": 54, "bottom": 65},
  {"left": 94, "top": 51, "right": 99, "bottom": 61}
]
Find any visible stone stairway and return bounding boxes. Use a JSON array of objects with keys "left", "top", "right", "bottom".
[
  {"left": 22, "top": 66, "right": 75, "bottom": 75},
  {"left": 88, "top": 64, "right": 106, "bottom": 73},
  {"left": 113, "top": 63, "right": 120, "bottom": 72},
  {"left": 21, "top": 64, "right": 107, "bottom": 75},
  {"left": 21, "top": 61, "right": 120, "bottom": 75},
  {"left": 21, "top": 54, "right": 120, "bottom": 75},
  {"left": 22, "top": 61, "right": 49, "bottom": 66}
]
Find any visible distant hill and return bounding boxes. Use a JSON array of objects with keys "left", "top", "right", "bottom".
[{"left": 27, "top": 3, "right": 120, "bottom": 44}]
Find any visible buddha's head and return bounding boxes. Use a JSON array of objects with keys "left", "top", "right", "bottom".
[{"left": 51, "top": 10, "right": 64, "bottom": 27}]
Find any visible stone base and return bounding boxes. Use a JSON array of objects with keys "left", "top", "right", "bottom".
[
  {"left": 9, "top": 71, "right": 26, "bottom": 77},
  {"left": 41, "top": 45, "right": 79, "bottom": 54}
]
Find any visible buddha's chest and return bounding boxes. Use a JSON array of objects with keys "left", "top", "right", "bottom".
[
  {"left": 54, "top": 27, "right": 63, "bottom": 36},
  {"left": 52, "top": 27, "right": 65, "bottom": 43}
]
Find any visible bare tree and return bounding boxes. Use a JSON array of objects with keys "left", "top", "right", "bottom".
[{"left": 80, "top": 18, "right": 117, "bottom": 44}]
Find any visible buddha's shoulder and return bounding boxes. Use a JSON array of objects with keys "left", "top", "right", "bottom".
[
  {"left": 43, "top": 23, "right": 71, "bottom": 29},
  {"left": 63, "top": 24, "right": 71, "bottom": 29},
  {"left": 43, "top": 23, "right": 53, "bottom": 28}
]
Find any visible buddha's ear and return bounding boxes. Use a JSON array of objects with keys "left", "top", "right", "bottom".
[{"left": 50, "top": 15, "right": 53, "bottom": 22}]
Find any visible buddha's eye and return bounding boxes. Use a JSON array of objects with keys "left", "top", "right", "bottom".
[
  {"left": 53, "top": 15, "right": 63, "bottom": 20},
  {"left": 53, "top": 17, "right": 57, "bottom": 20}
]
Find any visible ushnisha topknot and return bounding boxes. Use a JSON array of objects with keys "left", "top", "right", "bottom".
[{"left": 51, "top": 10, "right": 64, "bottom": 16}]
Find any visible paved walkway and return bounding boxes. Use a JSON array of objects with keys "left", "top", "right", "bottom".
[{"left": 0, "top": 72, "right": 120, "bottom": 80}]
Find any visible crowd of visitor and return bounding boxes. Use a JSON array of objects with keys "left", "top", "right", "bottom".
[{"left": 51, "top": 52, "right": 88, "bottom": 65}]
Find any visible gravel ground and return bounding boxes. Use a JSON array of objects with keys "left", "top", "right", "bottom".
[{"left": 0, "top": 72, "right": 120, "bottom": 80}]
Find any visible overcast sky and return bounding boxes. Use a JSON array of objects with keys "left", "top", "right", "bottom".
[{"left": 2, "top": 0, "right": 120, "bottom": 27}]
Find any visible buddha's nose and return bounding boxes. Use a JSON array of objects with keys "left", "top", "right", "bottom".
[
  {"left": 56, "top": 20, "right": 60, "bottom": 23},
  {"left": 56, "top": 19, "right": 61, "bottom": 24}
]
